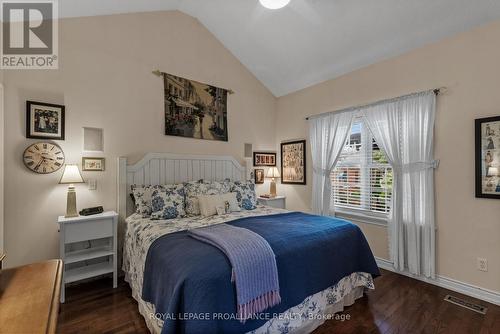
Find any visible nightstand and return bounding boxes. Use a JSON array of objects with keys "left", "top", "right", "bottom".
[
  {"left": 257, "top": 195, "right": 286, "bottom": 209},
  {"left": 57, "top": 211, "right": 118, "bottom": 303}
]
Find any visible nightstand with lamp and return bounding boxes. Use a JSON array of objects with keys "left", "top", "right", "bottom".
[
  {"left": 257, "top": 167, "right": 286, "bottom": 209},
  {"left": 56, "top": 164, "right": 118, "bottom": 302}
]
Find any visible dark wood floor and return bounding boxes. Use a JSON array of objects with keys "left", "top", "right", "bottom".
[{"left": 58, "top": 269, "right": 500, "bottom": 334}]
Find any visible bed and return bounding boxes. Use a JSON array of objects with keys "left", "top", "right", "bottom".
[{"left": 118, "top": 153, "right": 379, "bottom": 334}]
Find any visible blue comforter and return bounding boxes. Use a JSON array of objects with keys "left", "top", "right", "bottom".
[{"left": 142, "top": 212, "right": 380, "bottom": 334}]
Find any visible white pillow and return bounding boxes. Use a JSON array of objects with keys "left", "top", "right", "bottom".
[{"left": 197, "top": 192, "right": 241, "bottom": 217}]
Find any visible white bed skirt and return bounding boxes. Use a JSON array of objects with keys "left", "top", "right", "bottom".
[
  {"left": 282, "top": 286, "right": 364, "bottom": 334},
  {"left": 125, "top": 271, "right": 372, "bottom": 334}
]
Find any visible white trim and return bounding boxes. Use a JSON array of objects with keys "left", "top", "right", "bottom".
[
  {"left": 375, "top": 257, "right": 500, "bottom": 306},
  {"left": 335, "top": 207, "right": 388, "bottom": 227}
]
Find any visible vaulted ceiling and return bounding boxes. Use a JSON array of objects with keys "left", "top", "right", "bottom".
[{"left": 62, "top": 0, "right": 500, "bottom": 96}]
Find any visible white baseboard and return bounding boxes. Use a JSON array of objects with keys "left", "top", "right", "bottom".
[{"left": 375, "top": 257, "right": 500, "bottom": 306}]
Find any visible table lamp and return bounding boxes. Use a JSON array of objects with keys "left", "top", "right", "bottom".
[
  {"left": 59, "top": 164, "right": 85, "bottom": 218},
  {"left": 266, "top": 167, "right": 280, "bottom": 197}
]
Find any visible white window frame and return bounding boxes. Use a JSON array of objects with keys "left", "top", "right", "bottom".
[{"left": 332, "top": 117, "right": 392, "bottom": 225}]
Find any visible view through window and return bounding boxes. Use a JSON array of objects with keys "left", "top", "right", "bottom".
[{"left": 331, "top": 119, "right": 393, "bottom": 214}]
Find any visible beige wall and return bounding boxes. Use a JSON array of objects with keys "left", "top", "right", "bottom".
[
  {"left": 3, "top": 11, "right": 277, "bottom": 268},
  {"left": 276, "top": 20, "right": 500, "bottom": 292}
]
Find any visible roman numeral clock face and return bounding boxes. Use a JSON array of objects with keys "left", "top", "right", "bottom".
[{"left": 23, "top": 142, "right": 65, "bottom": 174}]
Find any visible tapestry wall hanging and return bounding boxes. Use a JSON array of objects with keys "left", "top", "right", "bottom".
[{"left": 161, "top": 72, "right": 229, "bottom": 141}]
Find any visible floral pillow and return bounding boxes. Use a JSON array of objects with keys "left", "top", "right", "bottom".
[
  {"left": 231, "top": 181, "right": 257, "bottom": 210},
  {"left": 132, "top": 184, "right": 165, "bottom": 217},
  {"left": 184, "top": 180, "right": 231, "bottom": 216},
  {"left": 150, "top": 184, "right": 186, "bottom": 220}
]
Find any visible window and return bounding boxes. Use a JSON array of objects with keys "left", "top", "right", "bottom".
[{"left": 331, "top": 119, "right": 393, "bottom": 215}]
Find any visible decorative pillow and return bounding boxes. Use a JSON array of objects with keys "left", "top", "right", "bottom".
[
  {"left": 198, "top": 192, "right": 241, "bottom": 217},
  {"left": 184, "top": 180, "right": 231, "bottom": 216},
  {"left": 150, "top": 184, "right": 186, "bottom": 220},
  {"left": 231, "top": 181, "right": 257, "bottom": 210},
  {"left": 131, "top": 184, "right": 165, "bottom": 217}
]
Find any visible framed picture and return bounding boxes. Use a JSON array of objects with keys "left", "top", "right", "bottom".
[
  {"left": 26, "top": 101, "right": 65, "bottom": 140},
  {"left": 162, "top": 72, "right": 229, "bottom": 142},
  {"left": 254, "top": 169, "right": 265, "bottom": 184},
  {"left": 82, "top": 157, "right": 105, "bottom": 171},
  {"left": 253, "top": 152, "right": 276, "bottom": 167},
  {"left": 281, "top": 140, "right": 306, "bottom": 185},
  {"left": 475, "top": 116, "right": 500, "bottom": 198}
]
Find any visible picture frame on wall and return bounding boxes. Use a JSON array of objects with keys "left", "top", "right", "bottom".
[
  {"left": 281, "top": 140, "right": 306, "bottom": 185},
  {"left": 82, "top": 157, "right": 105, "bottom": 171},
  {"left": 26, "top": 101, "right": 65, "bottom": 140},
  {"left": 254, "top": 169, "right": 265, "bottom": 184},
  {"left": 253, "top": 152, "right": 276, "bottom": 167},
  {"left": 475, "top": 116, "right": 500, "bottom": 199}
]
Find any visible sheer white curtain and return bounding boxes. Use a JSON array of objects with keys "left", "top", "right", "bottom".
[
  {"left": 362, "top": 91, "right": 436, "bottom": 278},
  {"left": 309, "top": 112, "right": 354, "bottom": 216}
]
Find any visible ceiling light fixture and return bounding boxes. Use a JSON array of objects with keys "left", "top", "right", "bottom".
[{"left": 259, "top": 0, "right": 290, "bottom": 10}]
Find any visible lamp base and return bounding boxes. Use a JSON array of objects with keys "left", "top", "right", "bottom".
[
  {"left": 65, "top": 185, "right": 79, "bottom": 218},
  {"left": 269, "top": 179, "right": 277, "bottom": 198}
]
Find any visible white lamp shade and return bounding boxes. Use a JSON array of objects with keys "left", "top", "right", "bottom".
[
  {"left": 259, "top": 0, "right": 290, "bottom": 9},
  {"left": 266, "top": 167, "right": 281, "bottom": 178},
  {"left": 59, "top": 165, "right": 84, "bottom": 184}
]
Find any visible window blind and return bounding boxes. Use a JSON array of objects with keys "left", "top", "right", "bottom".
[{"left": 331, "top": 120, "right": 393, "bottom": 214}]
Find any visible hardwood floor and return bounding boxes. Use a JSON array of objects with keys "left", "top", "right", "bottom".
[
  {"left": 58, "top": 279, "right": 148, "bottom": 334},
  {"left": 58, "top": 269, "right": 500, "bottom": 334}
]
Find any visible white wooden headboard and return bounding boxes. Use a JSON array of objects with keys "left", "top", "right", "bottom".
[{"left": 117, "top": 153, "right": 249, "bottom": 221}]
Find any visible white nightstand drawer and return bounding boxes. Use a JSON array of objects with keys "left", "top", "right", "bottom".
[
  {"left": 64, "top": 219, "right": 113, "bottom": 243},
  {"left": 257, "top": 196, "right": 286, "bottom": 209}
]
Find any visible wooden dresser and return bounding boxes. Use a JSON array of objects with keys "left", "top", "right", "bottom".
[{"left": 0, "top": 259, "right": 62, "bottom": 334}]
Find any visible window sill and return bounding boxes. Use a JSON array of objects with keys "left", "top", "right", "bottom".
[{"left": 334, "top": 207, "right": 388, "bottom": 227}]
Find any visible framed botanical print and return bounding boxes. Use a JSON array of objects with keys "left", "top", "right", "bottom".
[
  {"left": 253, "top": 152, "right": 276, "bottom": 167},
  {"left": 281, "top": 140, "right": 306, "bottom": 185},
  {"left": 475, "top": 116, "right": 500, "bottom": 198},
  {"left": 82, "top": 157, "right": 105, "bottom": 171},
  {"left": 254, "top": 169, "right": 265, "bottom": 184},
  {"left": 26, "top": 101, "right": 65, "bottom": 140}
]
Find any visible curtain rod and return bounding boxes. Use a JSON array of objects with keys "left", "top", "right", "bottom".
[
  {"left": 152, "top": 69, "right": 235, "bottom": 94},
  {"left": 305, "top": 87, "right": 446, "bottom": 121}
]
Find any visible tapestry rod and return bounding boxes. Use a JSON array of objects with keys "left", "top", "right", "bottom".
[
  {"left": 304, "top": 87, "right": 447, "bottom": 121},
  {"left": 152, "top": 69, "right": 235, "bottom": 94}
]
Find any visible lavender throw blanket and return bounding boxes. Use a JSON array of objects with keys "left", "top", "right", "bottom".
[{"left": 188, "top": 223, "right": 281, "bottom": 321}]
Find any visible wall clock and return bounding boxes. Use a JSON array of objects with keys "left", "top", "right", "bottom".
[{"left": 23, "top": 142, "right": 65, "bottom": 174}]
